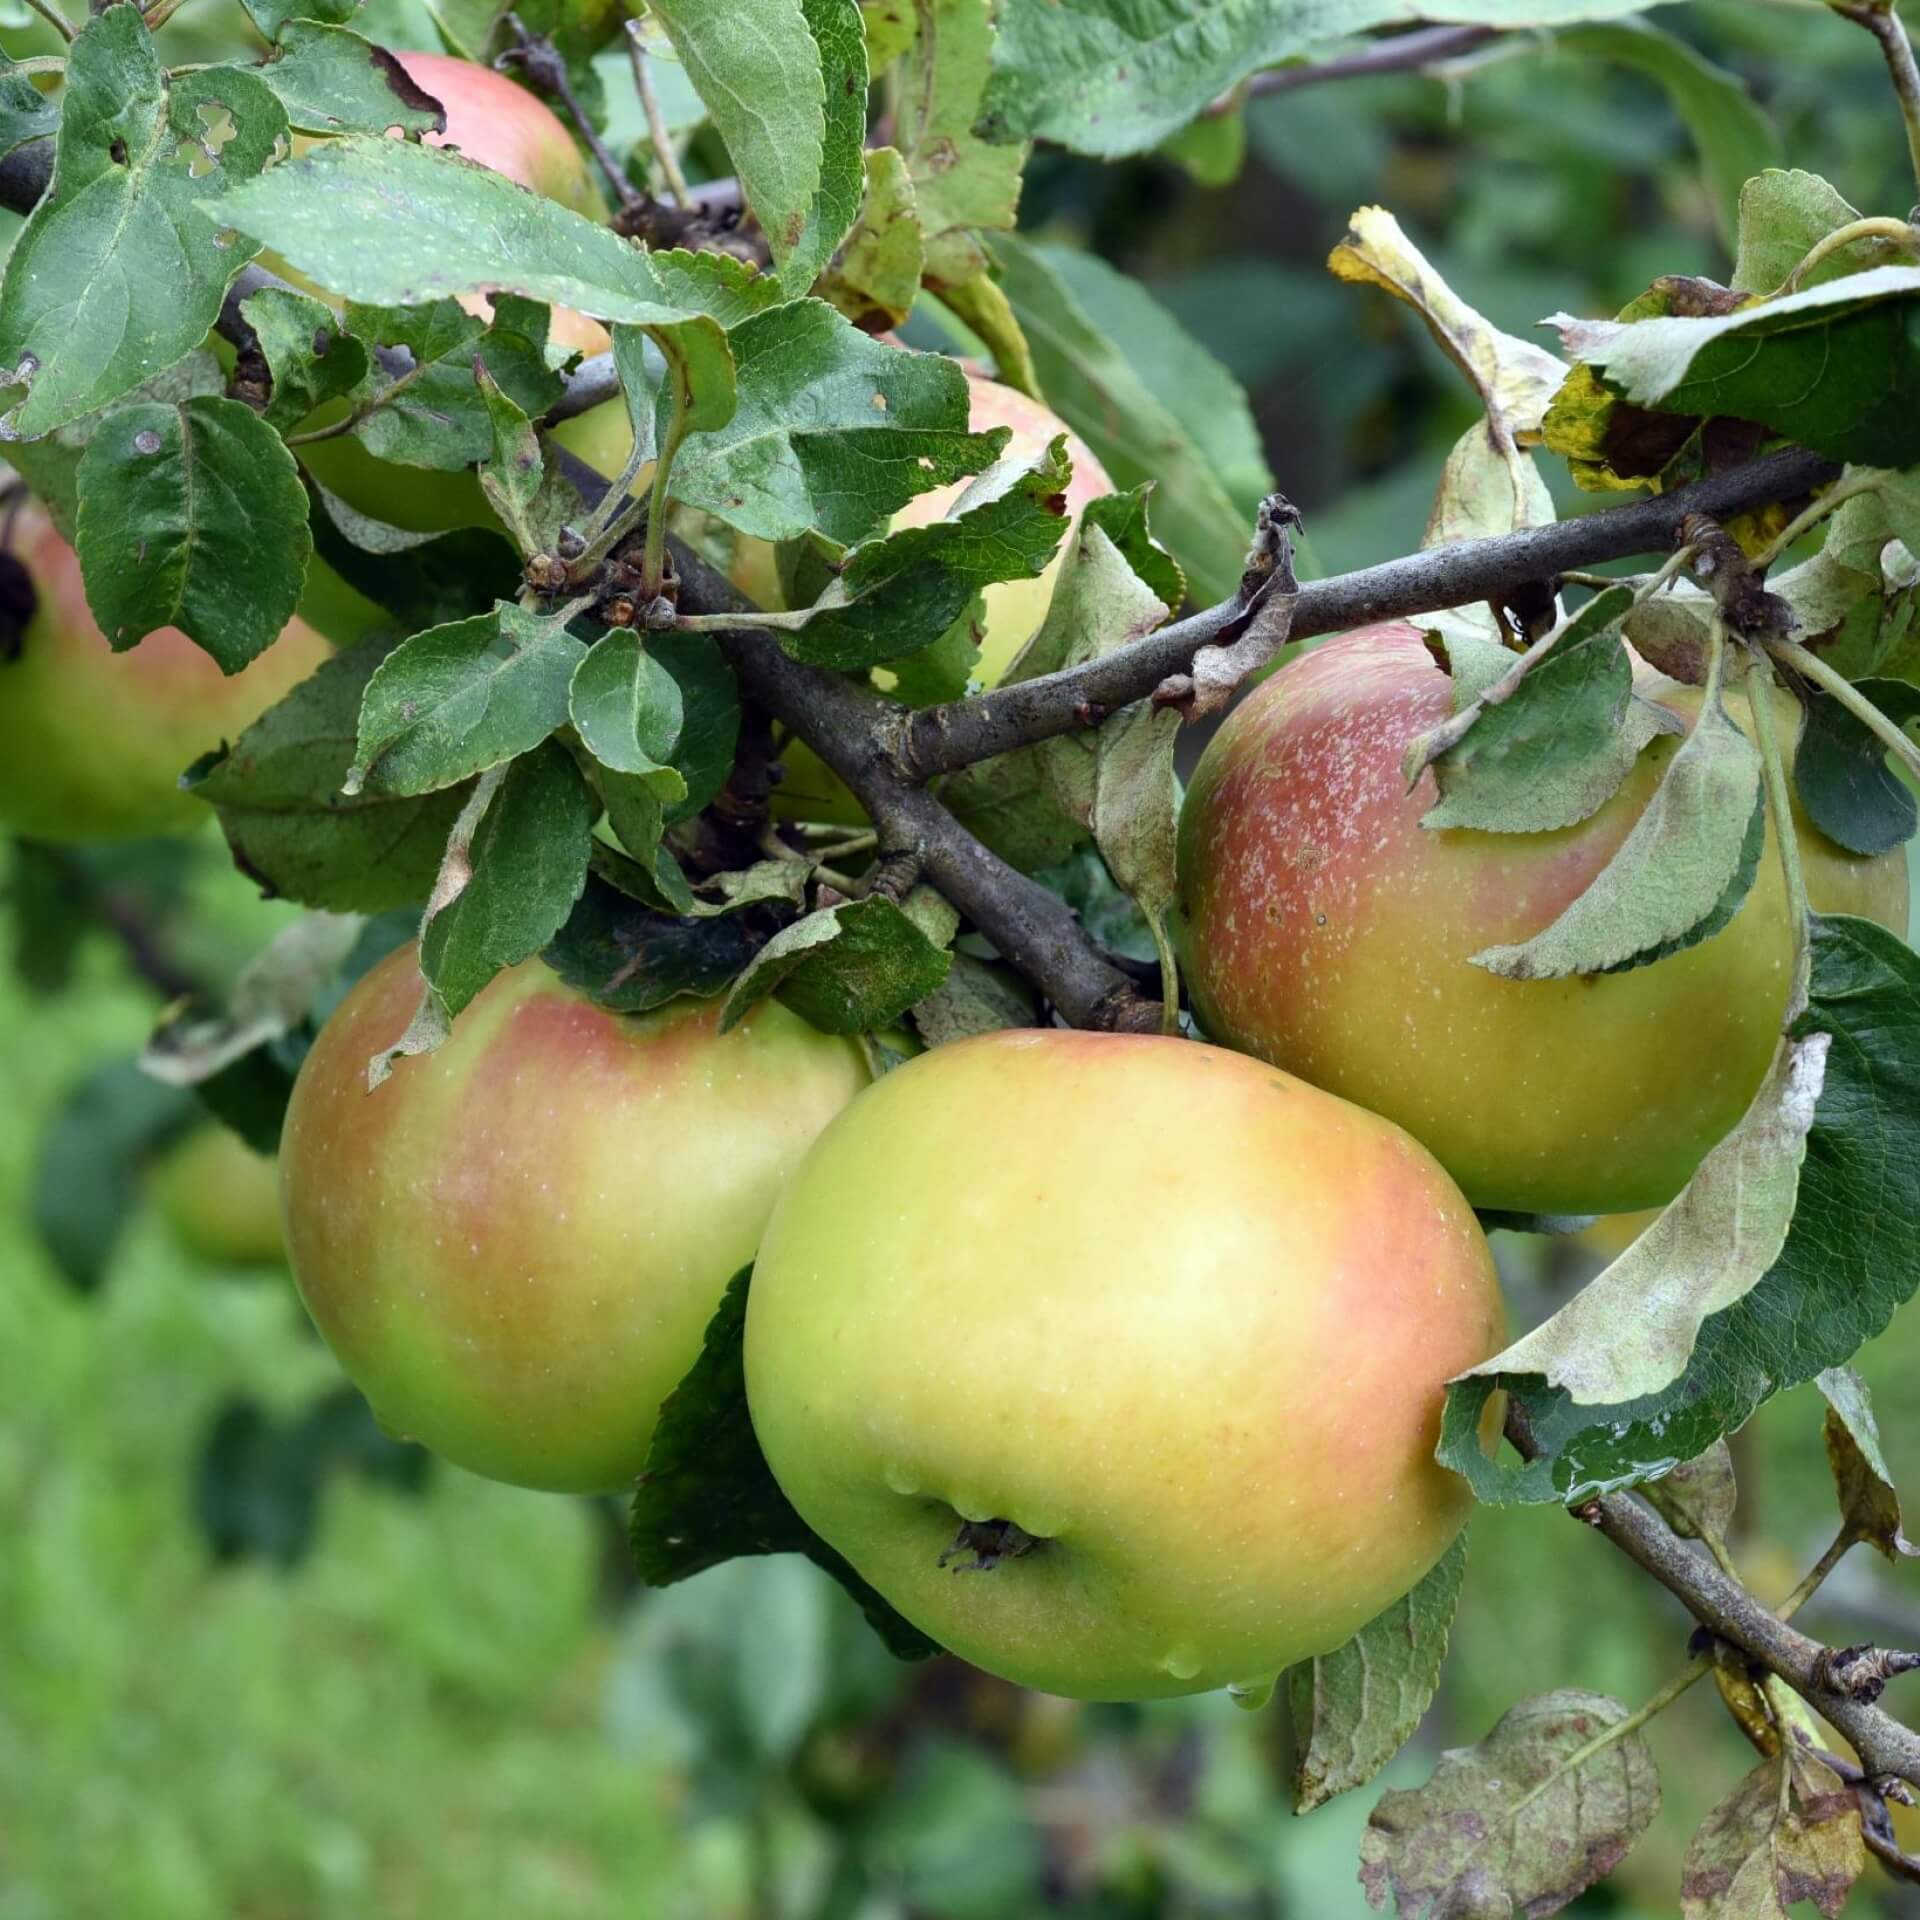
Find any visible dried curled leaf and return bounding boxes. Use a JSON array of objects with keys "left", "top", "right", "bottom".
[{"left": 1818, "top": 1367, "right": 1917, "bottom": 1559}]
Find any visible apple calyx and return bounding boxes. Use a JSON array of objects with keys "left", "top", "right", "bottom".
[{"left": 937, "top": 1517, "right": 1042, "bottom": 1573}]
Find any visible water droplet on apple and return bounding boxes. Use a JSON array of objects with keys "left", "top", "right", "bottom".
[{"left": 1161, "top": 1647, "right": 1202, "bottom": 1681}]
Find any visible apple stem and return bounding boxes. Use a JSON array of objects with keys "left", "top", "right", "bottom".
[
  {"left": 1766, "top": 635, "right": 1920, "bottom": 789},
  {"left": 1776, "top": 1528, "right": 1859, "bottom": 1625},
  {"left": 1774, "top": 215, "right": 1920, "bottom": 297},
  {"left": 1750, "top": 467, "right": 1887, "bottom": 572},
  {"left": 1742, "top": 644, "right": 1813, "bottom": 1025}
]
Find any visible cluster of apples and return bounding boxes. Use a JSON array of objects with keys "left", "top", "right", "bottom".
[{"left": 8, "top": 52, "right": 1910, "bottom": 1704}]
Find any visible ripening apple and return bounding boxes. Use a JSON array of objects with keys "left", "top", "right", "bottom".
[
  {"left": 0, "top": 507, "right": 332, "bottom": 842},
  {"left": 744, "top": 1028, "right": 1505, "bottom": 1702},
  {"left": 279, "top": 945, "right": 872, "bottom": 1493},
  {"left": 150, "top": 1125, "right": 286, "bottom": 1267},
  {"left": 1176, "top": 623, "right": 1912, "bottom": 1218},
  {"left": 769, "top": 372, "right": 1115, "bottom": 824},
  {"left": 292, "top": 50, "right": 636, "bottom": 539}
]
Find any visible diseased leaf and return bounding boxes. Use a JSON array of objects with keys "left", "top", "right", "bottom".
[
  {"left": 1818, "top": 1367, "right": 1916, "bottom": 1559},
  {"left": 1643, "top": 1442, "right": 1738, "bottom": 1544},
  {"left": 1680, "top": 1745, "right": 1866, "bottom": 1919},
  {"left": 251, "top": 23, "right": 447, "bottom": 136},
  {"left": 719, "top": 895, "right": 952, "bottom": 1035},
  {"left": 1559, "top": 266, "right": 1920, "bottom": 470},
  {"left": 214, "top": 136, "right": 784, "bottom": 327},
  {"left": 1455, "top": 1038, "right": 1824, "bottom": 1409},
  {"left": 345, "top": 602, "right": 583, "bottom": 797},
  {"left": 240, "top": 0, "right": 359, "bottom": 43},
  {"left": 1473, "top": 685, "right": 1764, "bottom": 979},
  {"left": 242, "top": 288, "right": 371, "bottom": 433},
  {"left": 649, "top": 0, "right": 826, "bottom": 282},
  {"left": 631, "top": 1267, "right": 939, "bottom": 1661},
  {"left": 1288, "top": 1533, "right": 1467, "bottom": 1816},
  {"left": 909, "top": 952, "right": 1038, "bottom": 1047},
  {"left": 1439, "top": 917, "right": 1920, "bottom": 1505},
  {"left": 189, "top": 641, "right": 472, "bottom": 912},
  {"left": 820, "top": 146, "right": 924, "bottom": 330},
  {"left": 543, "top": 873, "right": 761, "bottom": 1012},
  {"left": 1360, "top": 1689, "right": 1660, "bottom": 1917},
  {"left": 74, "top": 396, "right": 311, "bottom": 672},
  {"left": 0, "top": 9, "right": 286, "bottom": 436},
  {"left": 1792, "top": 678, "right": 1920, "bottom": 858}
]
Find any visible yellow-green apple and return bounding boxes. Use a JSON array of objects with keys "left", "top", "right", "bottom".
[
  {"left": 1176, "top": 623, "right": 1912, "bottom": 1218},
  {"left": 279, "top": 945, "right": 871, "bottom": 1493},
  {"left": 151, "top": 1125, "right": 286, "bottom": 1266},
  {"left": 0, "top": 507, "right": 333, "bottom": 842},
  {"left": 292, "top": 51, "right": 637, "bottom": 535},
  {"left": 768, "top": 372, "right": 1114, "bottom": 824},
  {"left": 744, "top": 1028, "right": 1504, "bottom": 1702}
]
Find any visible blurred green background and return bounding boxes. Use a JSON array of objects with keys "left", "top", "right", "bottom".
[{"left": 5, "top": 2, "right": 1920, "bottom": 1915}]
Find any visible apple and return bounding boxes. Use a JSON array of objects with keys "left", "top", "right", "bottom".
[
  {"left": 150, "top": 1125, "right": 286, "bottom": 1267},
  {"left": 1176, "top": 623, "right": 1912, "bottom": 1218},
  {"left": 744, "top": 1028, "right": 1505, "bottom": 1702},
  {"left": 291, "top": 51, "right": 637, "bottom": 537},
  {"left": 0, "top": 507, "right": 333, "bottom": 842},
  {"left": 279, "top": 944, "right": 872, "bottom": 1493}
]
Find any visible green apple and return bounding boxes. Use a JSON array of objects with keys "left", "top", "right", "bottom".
[
  {"left": 1176, "top": 623, "right": 1912, "bottom": 1217},
  {"left": 744, "top": 1028, "right": 1505, "bottom": 1702},
  {"left": 151, "top": 1125, "right": 286, "bottom": 1267},
  {"left": 280, "top": 945, "right": 872, "bottom": 1493},
  {"left": 0, "top": 507, "right": 333, "bottom": 842}
]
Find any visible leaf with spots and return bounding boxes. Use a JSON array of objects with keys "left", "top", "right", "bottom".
[
  {"left": 474, "top": 360, "right": 585, "bottom": 560},
  {"left": 719, "top": 895, "right": 952, "bottom": 1035},
  {"left": 1359, "top": 1689, "right": 1660, "bottom": 1916},
  {"left": 248, "top": 23, "right": 447, "bottom": 137},
  {"left": 74, "top": 395, "right": 311, "bottom": 672},
  {"left": 819, "top": 146, "right": 924, "bottom": 330},
  {"left": 631, "top": 1266, "right": 940, "bottom": 1661},
  {"left": 0, "top": 7, "right": 287, "bottom": 437},
  {"left": 1680, "top": 1743, "right": 1866, "bottom": 1918},
  {"left": 1287, "top": 1531, "right": 1467, "bottom": 1816}
]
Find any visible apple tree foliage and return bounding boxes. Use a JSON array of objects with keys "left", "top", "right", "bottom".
[{"left": 6, "top": 0, "right": 1920, "bottom": 1909}]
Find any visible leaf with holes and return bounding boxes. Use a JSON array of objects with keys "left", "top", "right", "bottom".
[
  {"left": 631, "top": 1266, "right": 940, "bottom": 1661},
  {"left": 345, "top": 602, "right": 583, "bottom": 797},
  {"left": 720, "top": 895, "right": 952, "bottom": 1035},
  {"left": 249, "top": 24, "right": 446, "bottom": 136},
  {"left": 189, "top": 640, "right": 473, "bottom": 912},
  {"left": 1439, "top": 916, "right": 1920, "bottom": 1505},
  {"left": 242, "top": 288, "right": 370, "bottom": 433},
  {"left": 1287, "top": 1532, "right": 1467, "bottom": 1816},
  {"left": 74, "top": 396, "right": 310, "bottom": 672},
  {"left": 663, "top": 297, "right": 999, "bottom": 543},
  {"left": 213, "top": 135, "right": 784, "bottom": 327},
  {"left": 1473, "top": 684, "right": 1764, "bottom": 979},
  {"left": 0, "top": 8, "right": 287, "bottom": 437},
  {"left": 1360, "top": 1689, "right": 1660, "bottom": 1916}
]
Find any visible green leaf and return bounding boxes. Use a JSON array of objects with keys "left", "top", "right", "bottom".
[
  {"left": 649, "top": 0, "right": 826, "bottom": 281},
  {"left": 213, "top": 135, "right": 783, "bottom": 327},
  {"left": 1552, "top": 21, "right": 1777, "bottom": 249},
  {"left": 306, "top": 478, "right": 523, "bottom": 632},
  {"left": 609, "top": 323, "right": 661, "bottom": 470},
  {"left": 650, "top": 312, "right": 737, "bottom": 443},
  {"left": 242, "top": 288, "right": 371, "bottom": 433},
  {"left": 189, "top": 640, "right": 473, "bottom": 912},
  {"left": 543, "top": 873, "right": 761, "bottom": 1011},
  {"left": 719, "top": 895, "right": 952, "bottom": 1034},
  {"left": 74, "top": 395, "right": 312, "bottom": 673},
  {"left": 778, "top": 434, "right": 1073, "bottom": 670},
  {"left": 1359, "top": 1690, "right": 1660, "bottom": 1915},
  {"left": 240, "top": 0, "right": 361, "bottom": 43},
  {"left": 1792, "top": 678, "right": 1920, "bottom": 858},
  {"left": 1410, "top": 588, "right": 1669, "bottom": 835},
  {"left": 901, "top": 0, "right": 1025, "bottom": 281},
  {"left": 788, "top": 0, "right": 869, "bottom": 293},
  {"left": 819, "top": 145, "right": 924, "bottom": 330},
  {"left": 569, "top": 630, "right": 686, "bottom": 780},
  {"left": 630, "top": 1266, "right": 940, "bottom": 1662},
  {"left": 475, "top": 362, "right": 550, "bottom": 555},
  {"left": 1439, "top": 916, "right": 1920, "bottom": 1505},
  {"left": 1472, "top": 686, "right": 1764, "bottom": 979},
  {"left": 663, "top": 297, "right": 995, "bottom": 543},
  {"left": 0, "top": 9, "right": 287, "bottom": 437},
  {"left": 1287, "top": 1531, "right": 1467, "bottom": 1815},
  {"left": 251, "top": 23, "right": 447, "bottom": 136},
  {"left": 0, "top": 53, "right": 60, "bottom": 163},
  {"left": 990, "top": 233, "right": 1256, "bottom": 603},
  {"left": 345, "top": 296, "right": 562, "bottom": 474},
  {"left": 346, "top": 602, "right": 584, "bottom": 797},
  {"left": 651, "top": 630, "right": 741, "bottom": 822},
  {"left": 417, "top": 743, "right": 593, "bottom": 1020},
  {"left": 1818, "top": 1367, "right": 1915, "bottom": 1560},
  {"left": 980, "top": 0, "right": 1405, "bottom": 158},
  {"left": 1732, "top": 170, "right": 1873, "bottom": 296},
  {"left": 1560, "top": 266, "right": 1920, "bottom": 470}
]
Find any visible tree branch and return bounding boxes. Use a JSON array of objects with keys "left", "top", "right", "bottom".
[
  {"left": 1217, "top": 24, "right": 1500, "bottom": 113},
  {"left": 896, "top": 446, "right": 1840, "bottom": 779}
]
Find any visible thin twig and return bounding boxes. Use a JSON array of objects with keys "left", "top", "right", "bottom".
[
  {"left": 628, "top": 23, "right": 693, "bottom": 208},
  {"left": 1766, "top": 635, "right": 1920, "bottom": 786},
  {"left": 500, "top": 13, "right": 641, "bottom": 213},
  {"left": 1212, "top": 24, "right": 1499, "bottom": 114},
  {"left": 1778, "top": 1531, "right": 1861, "bottom": 1625},
  {"left": 19, "top": 0, "right": 74, "bottom": 43},
  {"left": 1830, "top": 2, "right": 1920, "bottom": 196}
]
